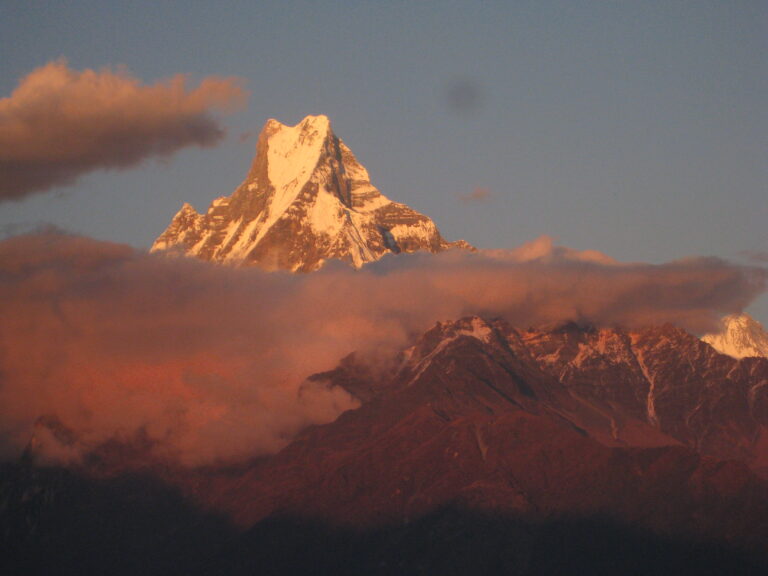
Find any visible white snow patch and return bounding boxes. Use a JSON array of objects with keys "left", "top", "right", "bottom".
[
  {"left": 407, "top": 337, "right": 458, "bottom": 386},
  {"left": 209, "top": 197, "right": 230, "bottom": 211},
  {"left": 702, "top": 314, "right": 768, "bottom": 359},
  {"left": 217, "top": 217, "right": 243, "bottom": 255},
  {"left": 634, "top": 350, "right": 659, "bottom": 427},
  {"left": 307, "top": 185, "right": 345, "bottom": 238},
  {"left": 388, "top": 219, "right": 438, "bottom": 245},
  {"left": 224, "top": 217, "right": 264, "bottom": 262},
  {"left": 456, "top": 318, "right": 493, "bottom": 343}
]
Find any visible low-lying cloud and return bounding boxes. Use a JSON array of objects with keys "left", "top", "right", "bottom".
[
  {"left": 741, "top": 250, "right": 768, "bottom": 264},
  {"left": 0, "top": 60, "right": 247, "bottom": 200},
  {"left": 0, "top": 231, "right": 764, "bottom": 467}
]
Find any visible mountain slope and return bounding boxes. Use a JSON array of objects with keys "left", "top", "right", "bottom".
[
  {"left": 152, "top": 115, "right": 471, "bottom": 271},
  {"left": 7, "top": 316, "right": 768, "bottom": 573},
  {"left": 516, "top": 321, "right": 768, "bottom": 474},
  {"left": 198, "top": 317, "right": 768, "bottom": 566},
  {"left": 702, "top": 313, "right": 768, "bottom": 359}
]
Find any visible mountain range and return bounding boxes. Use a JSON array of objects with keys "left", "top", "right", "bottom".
[
  {"left": 6, "top": 316, "right": 768, "bottom": 574},
  {"left": 3, "top": 115, "right": 768, "bottom": 575}
]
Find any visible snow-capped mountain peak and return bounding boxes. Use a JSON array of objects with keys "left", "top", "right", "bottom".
[
  {"left": 701, "top": 313, "right": 768, "bottom": 359},
  {"left": 152, "top": 115, "right": 471, "bottom": 271},
  {"left": 263, "top": 115, "right": 330, "bottom": 206}
]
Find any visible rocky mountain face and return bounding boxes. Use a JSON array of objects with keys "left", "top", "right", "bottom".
[
  {"left": 702, "top": 313, "right": 768, "bottom": 359},
  {"left": 210, "top": 317, "right": 768, "bottom": 523},
  {"left": 177, "top": 316, "right": 768, "bottom": 573},
  {"left": 518, "top": 320, "right": 768, "bottom": 474},
  {"left": 6, "top": 316, "right": 768, "bottom": 573},
  {"left": 152, "top": 115, "right": 471, "bottom": 271}
]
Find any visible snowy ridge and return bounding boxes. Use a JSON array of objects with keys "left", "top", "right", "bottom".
[
  {"left": 702, "top": 314, "right": 768, "bottom": 359},
  {"left": 404, "top": 317, "right": 497, "bottom": 385},
  {"left": 455, "top": 317, "right": 495, "bottom": 343},
  {"left": 407, "top": 317, "right": 768, "bottom": 472},
  {"left": 152, "top": 115, "right": 472, "bottom": 271}
]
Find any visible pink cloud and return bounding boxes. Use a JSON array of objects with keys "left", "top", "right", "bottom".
[
  {"left": 459, "top": 187, "right": 493, "bottom": 203},
  {"left": 0, "top": 60, "right": 247, "bottom": 200},
  {"left": 741, "top": 251, "right": 768, "bottom": 264},
  {"left": 0, "top": 230, "right": 763, "bottom": 467}
]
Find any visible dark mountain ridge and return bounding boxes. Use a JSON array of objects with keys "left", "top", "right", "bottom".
[{"left": 5, "top": 316, "right": 768, "bottom": 574}]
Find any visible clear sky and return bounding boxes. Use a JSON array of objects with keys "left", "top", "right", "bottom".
[{"left": 1, "top": 1, "right": 766, "bottom": 321}]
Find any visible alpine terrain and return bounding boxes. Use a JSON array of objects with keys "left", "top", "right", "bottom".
[
  {"left": 702, "top": 313, "right": 768, "bottom": 359},
  {"left": 4, "top": 115, "right": 768, "bottom": 574},
  {"left": 6, "top": 317, "right": 768, "bottom": 574},
  {"left": 152, "top": 115, "right": 471, "bottom": 271}
]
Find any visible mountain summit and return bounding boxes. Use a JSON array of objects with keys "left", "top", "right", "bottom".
[
  {"left": 702, "top": 313, "right": 768, "bottom": 359},
  {"left": 152, "top": 115, "right": 471, "bottom": 271}
]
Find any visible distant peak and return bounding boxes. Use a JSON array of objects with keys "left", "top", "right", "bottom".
[
  {"left": 152, "top": 113, "right": 473, "bottom": 270},
  {"left": 702, "top": 313, "right": 768, "bottom": 359},
  {"left": 723, "top": 313, "right": 760, "bottom": 328},
  {"left": 263, "top": 114, "right": 331, "bottom": 135},
  {"left": 431, "top": 316, "right": 498, "bottom": 344},
  {"left": 173, "top": 203, "right": 200, "bottom": 219},
  {"left": 300, "top": 114, "right": 331, "bottom": 128}
]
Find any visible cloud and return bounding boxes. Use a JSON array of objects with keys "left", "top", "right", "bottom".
[
  {"left": 741, "top": 251, "right": 768, "bottom": 264},
  {"left": 459, "top": 187, "right": 493, "bottom": 204},
  {"left": 444, "top": 77, "right": 484, "bottom": 113},
  {"left": 0, "top": 60, "right": 247, "bottom": 200},
  {"left": 502, "top": 235, "right": 617, "bottom": 265},
  {"left": 0, "top": 231, "right": 764, "bottom": 468},
  {"left": 0, "top": 231, "right": 358, "bottom": 468}
]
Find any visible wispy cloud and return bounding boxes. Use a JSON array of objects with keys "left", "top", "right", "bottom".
[
  {"left": 444, "top": 77, "right": 485, "bottom": 113},
  {"left": 0, "top": 60, "right": 247, "bottom": 200},
  {"left": 740, "top": 250, "right": 768, "bottom": 264},
  {"left": 0, "top": 231, "right": 763, "bottom": 467},
  {"left": 459, "top": 187, "right": 493, "bottom": 204}
]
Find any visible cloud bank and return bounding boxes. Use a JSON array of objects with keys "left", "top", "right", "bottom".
[
  {"left": 741, "top": 251, "right": 768, "bottom": 264},
  {"left": 0, "top": 60, "right": 247, "bottom": 200},
  {"left": 0, "top": 231, "right": 764, "bottom": 467}
]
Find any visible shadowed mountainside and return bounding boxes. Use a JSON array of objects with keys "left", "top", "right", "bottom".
[
  {"left": 3, "top": 463, "right": 767, "bottom": 575},
  {"left": 5, "top": 316, "right": 768, "bottom": 574}
]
